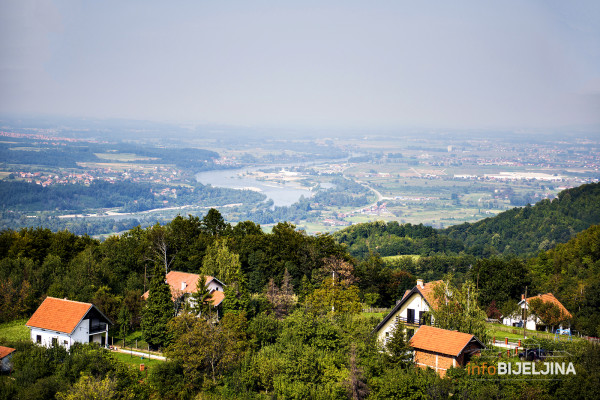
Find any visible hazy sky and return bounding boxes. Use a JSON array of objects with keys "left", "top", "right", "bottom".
[{"left": 1, "top": 0, "right": 599, "bottom": 130}]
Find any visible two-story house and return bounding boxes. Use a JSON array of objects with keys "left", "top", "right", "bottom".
[
  {"left": 142, "top": 270, "right": 226, "bottom": 314},
  {"left": 373, "top": 279, "right": 443, "bottom": 343},
  {"left": 26, "top": 297, "right": 112, "bottom": 349}
]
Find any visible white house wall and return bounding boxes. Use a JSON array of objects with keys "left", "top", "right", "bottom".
[
  {"left": 30, "top": 327, "right": 75, "bottom": 349},
  {"left": 29, "top": 318, "right": 106, "bottom": 350},
  {"left": 377, "top": 292, "right": 430, "bottom": 343},
  {"left": 71, "top": 319, "right": 90, "bottom": 343},
  {"left": 207, "top": 280, "right": 223, "bottom": 292}
]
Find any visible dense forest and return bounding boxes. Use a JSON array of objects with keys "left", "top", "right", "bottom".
[
  {"left": 1, "top": 185, "right": 600, "bottom": 398},
  {"left": 335, "top": 182, "right": 600, "bottom": 258},
  {"left": 0, "top": 180, "right": 265, "bottom": 213},
  {"left": 0, "top": 140, "right": 219, "bottom": 170}
]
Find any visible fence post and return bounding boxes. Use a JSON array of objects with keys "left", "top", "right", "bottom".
[
  {"left": 505, "top": 337, "right": 508, "bottom": 345},
  {"left": 518, "top": 339, "right": 521, "bottom": 347}
]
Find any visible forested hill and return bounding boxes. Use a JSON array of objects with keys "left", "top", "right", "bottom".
[
  {"left": 442, "top": 182, "right": 600, "bottom": 256},
  {"left": 334, "top": 182, "right": 600, "bottom": 258}
]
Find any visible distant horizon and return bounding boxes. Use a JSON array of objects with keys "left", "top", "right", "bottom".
[
  {"left": 1, "top": 113, "right": 599, "bottom": 141},
  {"left": 2, "top": 1, "right": 599, "bottom": 132}
]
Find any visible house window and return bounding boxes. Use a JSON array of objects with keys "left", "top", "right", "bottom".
[
  {"left": 407, "top": 308, "right": 415, "bottom": 324},
  {"left": 36, "top": 335, "right": 41, "bottom": 344},
  {"left": 419, "top": 311, "right": 426, "bottom": 324},
  {"left": 52, "top": 337, "right": 58, "bottom": 347},
  {"left": 63, "top": 340, "right": 68, "bottom": 346}
]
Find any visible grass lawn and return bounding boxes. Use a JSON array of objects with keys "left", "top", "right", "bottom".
[
  {"left": 0, "top": 319, "right": 29, "bottom": 341},
  {"left": 485, "top": 322, "right": 578, "bottom": 343},
  {"left": 114, "top": 330, "right": 150, "bottom": 350},
  {"left": 110, "top": 350, "right": 164, "bottom": 371}
]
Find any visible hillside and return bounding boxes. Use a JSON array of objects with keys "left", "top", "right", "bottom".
[{"left": 334, "top": 182, "right": 600, "bottom": 258}]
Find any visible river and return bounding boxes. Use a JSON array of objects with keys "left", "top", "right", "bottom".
[{"left": 195, "top": 166, "right": 314, "bottom": 207}]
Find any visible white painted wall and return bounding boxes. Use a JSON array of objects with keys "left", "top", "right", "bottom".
[
  {"left": 29, "top": 318, "right": 108, "bottom": 350},
  {"left": 377, "top": 292, "right": 431, "bottom": 343},
  {"left": 30, "top": 327, "right": 75, "bottom": 349},
  {"left": 207, "top": 280, "right": 223, "bottom": 292}
]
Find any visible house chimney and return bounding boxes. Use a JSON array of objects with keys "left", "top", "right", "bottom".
[
  {"left": 181, "top": 281, "right": 187, "bottom": 291},
  {"left": 521, "top": 294, "right": 525, "bottom": 300},
  {"left": 416, "top": 279, "right": 424, "bottom": 288}
]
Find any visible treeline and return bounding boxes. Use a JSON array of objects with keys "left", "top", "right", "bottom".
[
  {"left": 442, "top": 182, "right": 600, "bottom": 256},
  {"left": 1, "top": 210, "right": 600, "bottom": 398},
  {"left": 335, "top": 182, "right": 600, "bottom": 258},
  {"left": 0, "top": 180, "right": 266, "bottom": 213},
  {"left": 0, "top": 142, "right": 99, "bottom": 168},
  {"left": 334, "top": 221, "right": 465, "bottom": 258},
  {"left": 0, "top": 139, "right": 219, "bottom": 169},
  {"left": 312, "top": 177, "right": 371, "bottom": 208}
]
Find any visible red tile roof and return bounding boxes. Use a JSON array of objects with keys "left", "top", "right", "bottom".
[
  {"left": 210, "top": 290, "right": 225, "bottom": 307},
  {"left": 0, "top": 346, "right": 15, "bottom": 359},
  {"left": 409, "top": 325, "right": 482, "bottom": 357},
  {"left": 142, "top": 271, "right": 223, "bottom": 306},
  {"left": 526, "top": 293, "right": 572, "bottom": 319},
  {"left": 26, "top": 297, "right": 92, "bottom": 334},
  {"left": 142, "top": 271, "right": 215, "bottom": 299},
  {"left": 401, "top": 289, "right": 411, "bottom": 301},
  {"left": 417, "top": 280, "right": 444, "bottom": 309}
]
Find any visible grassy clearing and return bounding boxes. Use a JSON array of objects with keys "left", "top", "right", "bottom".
[
  {"left": 110, "top": 351, "right": 164, "bottom": 370},
  {"left": 114, "top": 330, "right": 156, "bottom": 352},
  {"left": 485, "top": 323, "right": 578, "bottom": 343},
  {"left": 0, "top": 319, "right": 29, "bottom": 341},
  {"left": 382, "top": 255, "right": 421, "bottom": 262}
]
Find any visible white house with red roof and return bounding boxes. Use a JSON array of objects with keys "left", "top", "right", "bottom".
[
  {"left": 26, "top": 297, "right": 112, "bottom": 350},
  {"left": 373, "top": 279, "right": 443, "bottom": 343},
  {"left": 502, "top": 292, "right": 572, "bottom": 331},
  {"left": 142, "top": 271, "right": 226, "bottom": 314}
]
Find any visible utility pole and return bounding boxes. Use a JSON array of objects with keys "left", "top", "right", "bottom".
[{"left": 523, "top": 286, "right": 528, "bottom": 341}]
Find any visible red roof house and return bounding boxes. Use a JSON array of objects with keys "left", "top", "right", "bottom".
[
  {"left": 142, "top": 270, "right": 226, "bottom": 312},
  {"left": 26, "top": 297, "right": 112, "bottom": 349},
  {"left": 409, "top": 325, "right": 485, "bottom": 377}
]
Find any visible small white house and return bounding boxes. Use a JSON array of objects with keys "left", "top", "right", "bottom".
[
  {"left": 26, "top": 297, "right": 112, "bottom": 350},
  {"left": 502, "top": 293, "right": 572, "bottom": 331},
  {"left": 373, "top": 279, "right": 443, "bottom": 344}
]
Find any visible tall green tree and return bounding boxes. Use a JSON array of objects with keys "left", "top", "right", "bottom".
[
  {"left": 428, "top": 279, "right": 489, "bottom": 344},
  {"left": 189, "top": 275, "right": 215, "bottom": 320},
  {"left": 200, "top": 240, "right": 241, "bottom": 285},
  {"left": 141, "top": 266, "right": 174, "bottom": 349},
  {"left": 166, "top": 312, "right": 248, "bottom": 387}
]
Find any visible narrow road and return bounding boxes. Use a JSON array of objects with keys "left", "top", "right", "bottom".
[{"left": 111, "top": 346, "right": 166, "bottom": 361}]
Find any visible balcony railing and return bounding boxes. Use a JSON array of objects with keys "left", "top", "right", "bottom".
[
  {"left": 89, "top": 322, "right": 108, "bottom": 333},
  {"left": 394, "top": 315, "right": 435, "bottom": 326}
]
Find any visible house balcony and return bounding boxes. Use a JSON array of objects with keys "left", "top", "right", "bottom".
[
  {"left": 89, "top": 322, "right": 108, "bottom": 334},
  {"left": 395, "top": 315, "right": 435, "bottom": 327}
]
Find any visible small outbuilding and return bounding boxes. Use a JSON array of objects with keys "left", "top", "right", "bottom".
[
  {"left": 0, "top": 346, "right": 16, "bottom": 372},
  {"left": 409, "top": 325, "right": 485, "bottom": 377}
]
